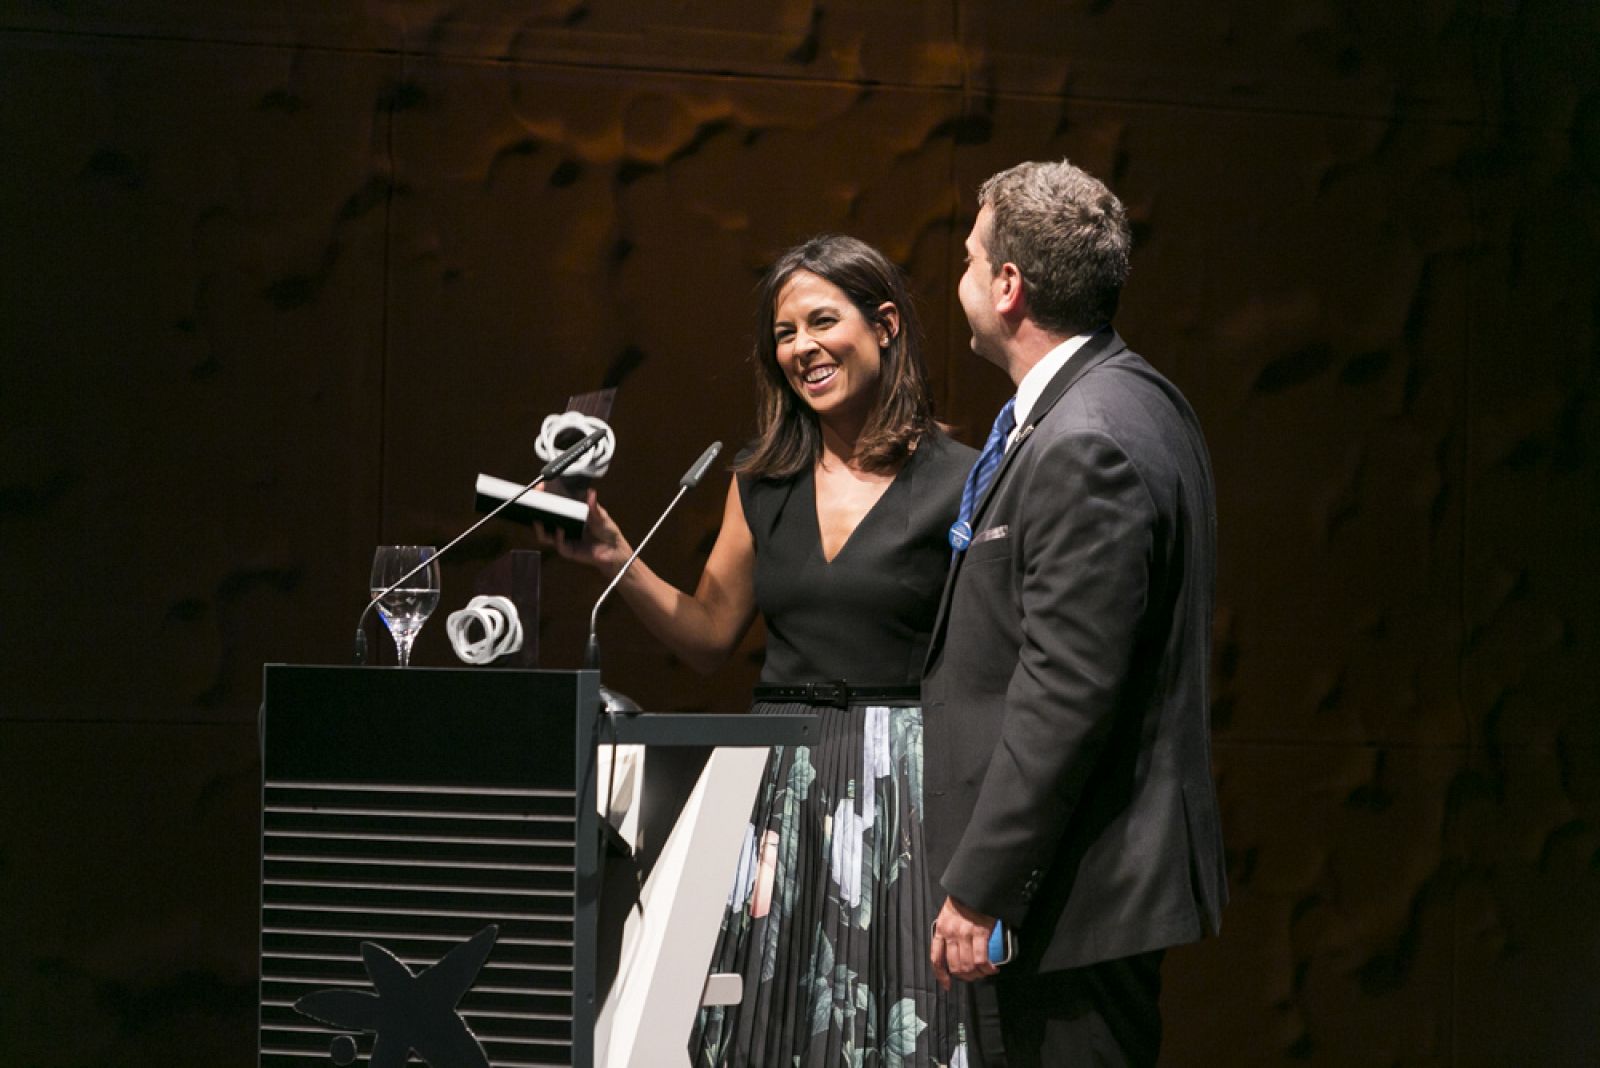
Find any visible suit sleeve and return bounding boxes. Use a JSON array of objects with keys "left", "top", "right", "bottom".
[{"left": 941, "top": 427, "right": 1156, "bottom": 925}]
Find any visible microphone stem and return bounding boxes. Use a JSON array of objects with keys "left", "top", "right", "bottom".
[
  {"left": 355, "top": 426, "right": 606, "bottom": 663},
  {"left": 585, "top": 483, "right": 689, "bottom": 667},
  {"left": 356, "top": 467, "right": 561, "bottom": 664}
]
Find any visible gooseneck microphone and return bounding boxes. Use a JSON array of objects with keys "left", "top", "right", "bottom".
[
  {"left": 354, "top": 426, "right": 610, "bottom": 665},
  {"left": 583, "top": 441, "right": 722, "bottom": 671}
]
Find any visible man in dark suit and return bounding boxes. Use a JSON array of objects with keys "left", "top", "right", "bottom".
[{"left": 924, "top": 159, "right": 1227, "bottom": 1066}]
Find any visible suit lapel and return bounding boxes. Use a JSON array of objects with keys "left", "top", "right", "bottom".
[
  {"left": 966, "top": 329, "right": 1124, "bottom": 528},
  {"left": 923, "top": 330, "right": 1128, "bottom": 670}
]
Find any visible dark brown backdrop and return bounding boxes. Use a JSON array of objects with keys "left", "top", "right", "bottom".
[{"left": 2, "top": 2, "right": 1597, "bottom": 1064}]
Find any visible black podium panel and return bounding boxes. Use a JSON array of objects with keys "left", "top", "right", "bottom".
[{"left": 259, "top": 665, "right": 601, "bottom": 1068}]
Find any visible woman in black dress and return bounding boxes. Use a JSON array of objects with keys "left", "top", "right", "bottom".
[{"left": 550, "top": 234, "right": 975, "bottom": 1067}]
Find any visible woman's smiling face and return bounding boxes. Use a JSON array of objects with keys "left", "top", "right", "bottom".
[{"left": 772, "top": 269, "right": 896, "bottom": 426}]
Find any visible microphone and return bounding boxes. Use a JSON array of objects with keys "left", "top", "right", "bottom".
[
  {"left": 354, "top": 426, "right": 609, "bottom": 665},
  {"left": 583, "top": 441, "right": 722, "bottom": 671},
  {"left": 540, "top": 425, "right": 610, "bottom": 480}
]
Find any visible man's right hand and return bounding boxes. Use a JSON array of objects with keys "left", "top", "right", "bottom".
[{"left": 930, "top": 895, "right": 1000, "bottom": 989}]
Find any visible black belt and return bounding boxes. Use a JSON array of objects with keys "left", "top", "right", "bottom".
[{"left": 752, "top": 681, "right": 921, "bottom": 710}]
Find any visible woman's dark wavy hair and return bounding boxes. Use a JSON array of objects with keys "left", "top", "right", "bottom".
[{"left": 734, "top": 234, "right": 940, "bottom": 479}]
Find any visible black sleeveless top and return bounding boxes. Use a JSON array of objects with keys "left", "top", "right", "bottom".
[{"left": 737, "top": 433, "right": 976, "bottom": 687}]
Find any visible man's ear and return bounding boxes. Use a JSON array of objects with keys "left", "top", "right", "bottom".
[{"left": 993, "top": 263, "right": 1026, "bottom": 318}]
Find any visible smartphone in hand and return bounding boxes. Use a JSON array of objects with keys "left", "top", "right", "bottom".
[{"left": 988, "top": 921, "right": 1017, "bottom": 965}]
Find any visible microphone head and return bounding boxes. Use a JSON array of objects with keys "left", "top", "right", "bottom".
[{"left": 679, "top": 441, "right": 723, "bottom": 489}]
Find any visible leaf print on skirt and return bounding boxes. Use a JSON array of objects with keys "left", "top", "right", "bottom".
[{"left": 689, "top": 703, "right": 962, "bottom": 1067}]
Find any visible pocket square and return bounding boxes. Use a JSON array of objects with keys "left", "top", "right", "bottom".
[{"left": 973, "top": 524, "right": 1009, "bottom": 546}]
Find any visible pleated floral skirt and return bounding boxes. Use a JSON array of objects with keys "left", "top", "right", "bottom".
[{"left": 689, "top": 700, "right": 967, "bottom": 1067}]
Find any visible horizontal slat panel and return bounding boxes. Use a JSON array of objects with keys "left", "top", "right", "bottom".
[
  {"left": 265, "top": 910, "right": 572, "bottom": 940},
  {"left": 261, "top": 998, "right": 575, "bottom": 1034},
  {"left": 265, "top": 810, "right": 575, "bottom": 840},
  {"left": 264, "top": 841, "right": 570, "bottom": 867},
  {"left": 266, "top": 828, "right": 574, "bottom": 851},
  {"left": 264, "top": 870, "right": 574, "bottom": 897},
  {"left": 265, "top": 781, "right": 576, "bottom": 806},
  {"left": 260, "top": 958, "right": 575, "bottom": 996},
  {"left": 265, "top": 920, "right": 579, "bottom": 952},
  {"left": 267, "top": 780, "right": 574, "bottom": 797},
  {"left": 261, "top": 1031, "right": 572, "bottom": 1068},
  {"left": 260, "top": 775, "right": 580, "bottom": 1065}
]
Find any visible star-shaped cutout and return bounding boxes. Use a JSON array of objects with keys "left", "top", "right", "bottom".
[{"left": 294, "top": 924, "right": 499, "bottom": 1068}]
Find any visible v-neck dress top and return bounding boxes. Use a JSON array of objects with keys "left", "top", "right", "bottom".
[
  {"left": 691, "top": 430, "right": 976, "bottom": 1068},
  {"left": 741, "top": 431, "right": 974, "bottom": 686}
]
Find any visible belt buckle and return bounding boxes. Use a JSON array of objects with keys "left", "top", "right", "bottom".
[{"left": 812, "top": 680, "right": 850, "bottom": 709}]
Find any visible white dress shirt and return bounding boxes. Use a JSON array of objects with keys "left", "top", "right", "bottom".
[{"left": 1007, "top": 332, "right": 1097, "bottom": 448}]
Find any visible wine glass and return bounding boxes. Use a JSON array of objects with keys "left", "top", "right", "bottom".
[{"left": 369, "top": 545, "right": 440, "bottom": 668}]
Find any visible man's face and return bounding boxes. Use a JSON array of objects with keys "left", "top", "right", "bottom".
[{"left": 958, "top": 205, "right": 1005, "bottom": 367}]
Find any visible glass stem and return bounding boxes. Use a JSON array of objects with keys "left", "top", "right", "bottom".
[{"left": 393, "top": 632, "right": 417, "bottom": 668}]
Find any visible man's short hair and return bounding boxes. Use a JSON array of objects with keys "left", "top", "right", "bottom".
[{"left": 978, "top": 159, "right": 1131, "bottom": 336}]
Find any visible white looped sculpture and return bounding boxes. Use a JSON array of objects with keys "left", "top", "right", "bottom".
[
  {"left": 445, "top": 595, "right": 524, "bottom": 665},
  {"left": 535, "top": 412, "right": 614, "bottom": 479}
]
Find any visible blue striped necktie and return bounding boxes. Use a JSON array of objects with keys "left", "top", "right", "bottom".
[{"left": 949, "top": 395, "right": 1017, "bottom": 553}]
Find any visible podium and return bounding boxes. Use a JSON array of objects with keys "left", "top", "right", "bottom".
[{"left": 258, "top": 665, "right": 814, "bottom": 1068}]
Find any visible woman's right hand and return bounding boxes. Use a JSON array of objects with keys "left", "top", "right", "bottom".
[
  {"left": 539, "top": 489, "right": 633, "bottom": 578},
  {"left": 533, "top": 475, "right": 756, "bottom": 675}
]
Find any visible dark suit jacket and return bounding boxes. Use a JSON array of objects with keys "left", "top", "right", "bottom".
[{"left": 923, "top": 329, "right": 1227, "bottom": 972}]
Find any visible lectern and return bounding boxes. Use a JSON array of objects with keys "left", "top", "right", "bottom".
[{"left": 258, "top": 665, "right": 813, "bottom": 1068}]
